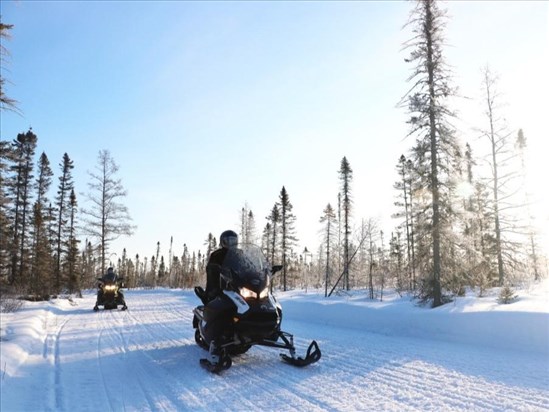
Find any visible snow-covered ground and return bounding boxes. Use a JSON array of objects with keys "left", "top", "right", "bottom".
[{"left": 1, "top": 282, "right": 548, "bottom": 412}]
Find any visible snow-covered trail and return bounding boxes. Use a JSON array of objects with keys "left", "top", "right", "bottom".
[{"left": 1, "top": 289, "right": 548, "bottom": 412}]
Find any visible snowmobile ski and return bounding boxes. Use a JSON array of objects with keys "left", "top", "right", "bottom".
[
  {"left": 200, "top": 355, "right": 232, "bottom": 374},
  {"left": 280, "top": 340, "right": 321, "bottom": 367}
]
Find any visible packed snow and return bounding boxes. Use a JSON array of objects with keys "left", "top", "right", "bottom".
[{"left": 1, "top": 282, "right": 548, "bottom": 412}]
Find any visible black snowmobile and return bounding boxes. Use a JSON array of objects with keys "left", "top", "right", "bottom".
[
  {"left": 93, "top": 271, "right": 127, "bottom": 311},
  {"left": 192, "top": 244, "right": 321, "bottom": 373}
]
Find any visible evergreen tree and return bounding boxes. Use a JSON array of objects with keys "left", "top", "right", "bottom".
[
  {"left": 278, "top": 186, "right": 297, "bottom": 291},
  {"left": 54, "top": 153, "right": 74, "bottom": 293},
  {"left": 393, "top": 154, "right": 416, "bottom": 290},
  {"left": 389, "top": 231, "right": 405, "bottom": 293},
  {"left": 31, "top": 152, "right": 54, "bottom": 296},
  {"left": 239, "top": 203, "right": 258, "bottom": 245},
  {"left": 32, "top": 152, "right": 53, "bottom": 249},
  {"left": 319, "top": 203, "right": 337, "bottom": 297},
  {"left": 338, "top": 156, "right": 353, "bottom": 290},
  {"left": 0, "top": 140, "right": 15, "bottom": 282},
  {"left": 66, "top": 189, "right": 80, "bottom": 296},
  {"left": 158, "top": 255, "right": 166, "bottom": 283},
  {"left": 246, "top": 210, "right": 257, "bottom": 244},
  {"left": 265, "top": 204, "right": 281, "bottom": 265},
  {"left": 204, "top": 233, "right": 216, "bottom": 258},
  {"left": 401, "top": 0, "right": 460, "bottom": 307},
  {"left": 261, "top": 222, "right": 273, "bottom": 259},
  {"left": 8, "top": 129, "right": 37, "bottom": 287}
]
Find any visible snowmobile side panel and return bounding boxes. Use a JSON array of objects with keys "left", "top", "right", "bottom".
[{"left": 223, "top": 290, "right": 250, "bottom": 314}]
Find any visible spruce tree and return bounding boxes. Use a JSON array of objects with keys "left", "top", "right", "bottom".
[
  {"left": 266, "top": 204, "right": 281, "bottom": 266},
  {"left": 338, "top": 157, "right": 353, "bottom": 290},
  {"left": 319, "top": 203, "right": 337, "bottom": 297},
  {"left": 31, "top": 152, "right": 54, "bottom": 296},
  {"left": 393, "top": 155, "right": 416, "bottom": 290},
  {"left": 204, "top": 233, "right": 216, "bottom": 259},
  {"left": 9, "top": 129, "right": 37, "bottom": 287},
  {"left": 239, "top": 203, "right": 257, "bottom": 245},
  {"left": 0, "top": 140, "right": 15, "bottom": 282},
  {"left": 261, "top": 222, "right": 273, "bottom": 259},
  {"left": 54, "top": 153, "right": 74, "bottom": 293},
  {"left": 278, "top": 186, "right": 297, "bottom": 291},
  {"left": 66, "top": 189, "right": 80, "bottom": 296},
  {"left": 401, "top": 0, "right": 460, "bottom": 307}
]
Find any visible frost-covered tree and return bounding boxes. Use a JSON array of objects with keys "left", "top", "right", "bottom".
[
  {"left": 515, "top": 129, "right": 540, "bottom": 281},
  {"left": 239, "top": 203, "right": 257, "bottom": 245},
  {"left": 319, "top": 203, "right": 337, "bottom": 297},
  {"left": 478, "top": 67, "right": 526, "bottom": 286},
  {"left": 393, "top": 154, "right": 416, "bottom": 290}
]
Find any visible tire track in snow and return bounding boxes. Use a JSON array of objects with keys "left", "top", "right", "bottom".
[
  {"left": 42, "top": 311, "right": 71, "bottom": 411},
  {"left": 96, "top": 309, "right": 123, "bottom": 412},
  {"left": 108, "top": 309, "right": 160, "bottom": 411},
  {"left": 96, "top": 305, "right": 183, "bottom": 411},
  {"left": 121, "top": 293, "right": 216, "bottom": 410},
  {"left": 91, "top": 292, "right": 201, "bottom": 411}
]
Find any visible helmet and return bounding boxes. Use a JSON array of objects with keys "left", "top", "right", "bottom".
[
  {"left": 220, "top": 230, "right": 238, "bottom": 249},
  {"left": 105, "top": 267, "right": 116, "bottom": 282}
]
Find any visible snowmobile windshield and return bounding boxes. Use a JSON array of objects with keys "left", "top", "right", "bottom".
[
  {"left": 103, "top": 273, "right": 117, "bottom": 282},
  {"left": 220, "top": 244, "right": 270, "bottom": 290}
]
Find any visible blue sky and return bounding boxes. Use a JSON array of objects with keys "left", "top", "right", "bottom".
[{"left": 1, "top": 1, "right": 548, "bottom": 260}]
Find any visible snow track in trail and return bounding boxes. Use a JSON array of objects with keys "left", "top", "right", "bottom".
[{"left": 1, "top": 289, "right": 548, "bottom": 412}]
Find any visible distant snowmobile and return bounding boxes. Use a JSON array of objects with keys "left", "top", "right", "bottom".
[
  {"left": 93, "top": 270, "right": 127, "bottom": 311},
  {"left": 193, "top": 244, "right": 321, "bottom": 373}
]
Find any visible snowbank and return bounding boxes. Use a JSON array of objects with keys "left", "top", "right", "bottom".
[{"left": 278, "top": 281, "right": 549, "bottom": 356}]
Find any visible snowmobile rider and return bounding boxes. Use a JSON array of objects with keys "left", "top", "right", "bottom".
[
  {"left": 93, "top": 267, "right": 127, "bottom": 310},
  {"left": 205, "top": 230, "right": 239, "bottom": 302},
  {"left": 201, "top": 230, "right": 238, "bottom": 361}
]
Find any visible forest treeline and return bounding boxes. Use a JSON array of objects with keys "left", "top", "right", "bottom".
[{"left": 1, "top": 0, "right": 545, "bottom": 306}]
